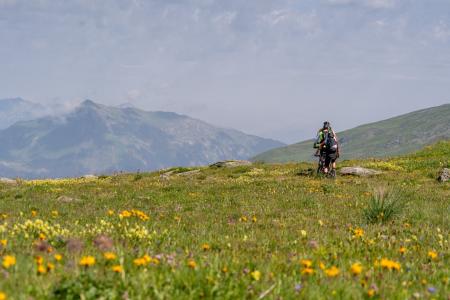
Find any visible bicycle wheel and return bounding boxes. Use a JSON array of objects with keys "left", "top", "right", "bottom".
[{"left": 329, "top": 169, "right": 336, "bottom": 178}]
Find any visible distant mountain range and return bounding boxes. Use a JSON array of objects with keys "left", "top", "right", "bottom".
[
  {"left": 0, "top": 99, "right": 284, "bottom": 178},
  {"left": 253, "top": 104, "right": 450, "bottom": 163},
  {"left": 0, "top": 97, "right": 49, "bottom": 129}
]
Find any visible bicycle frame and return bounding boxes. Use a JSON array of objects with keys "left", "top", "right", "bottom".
[{"left": 316, "top": 152, "right": 336, "bottom": 178}]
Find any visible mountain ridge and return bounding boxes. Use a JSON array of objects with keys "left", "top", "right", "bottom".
[
  {"left": 0, "top": 97, "right": 49, "bottom": 129},
  {"left": 0, "top": 99, "right": 284, "bottom": 178}
]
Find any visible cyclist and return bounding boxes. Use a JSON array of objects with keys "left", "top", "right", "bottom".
[{"left": 313, "top": 121, "right": 339, "bottom": 174}]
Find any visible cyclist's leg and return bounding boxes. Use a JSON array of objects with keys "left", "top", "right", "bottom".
[{"left": 324, "top": 153, "right": 331, "bottom": 173}]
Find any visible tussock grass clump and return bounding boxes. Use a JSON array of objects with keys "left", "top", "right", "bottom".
[{"left": 363, "top": 187, "right": 404, "bottom": 224}]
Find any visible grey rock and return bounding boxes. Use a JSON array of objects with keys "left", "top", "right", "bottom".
[
  {"left": 0, "top": 177, "right": 17, "bottom": 185},
  {"left": 437, "top": 168, "right": 450, "bottom": 182},
  {"left": 308, "top": 240, "right": 319, "bottom": 249},
  {"left": 339, "top": 166, "right": 382, "bottom": 176},
  {"left": 81, "top": 174, "right": 98, "bottom": 179},
  {"left": 176, "top": 169, "right": 201, "bottom": 176},
  {"left": 160, "top": 170, "right": 175, "bottom": 180},
  {"left": 57, "top": 195, "right": 80, "bottom": 203},
  {"left": 160, "top": 169, "right": 201, "bottom": 179},
  {"left": 210, "top": 160, "right": 252, "bottom": 168}
]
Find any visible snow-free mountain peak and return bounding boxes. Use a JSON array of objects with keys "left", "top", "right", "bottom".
[{"left": 0, "top": 99, "right": 284, "bottom": 178}]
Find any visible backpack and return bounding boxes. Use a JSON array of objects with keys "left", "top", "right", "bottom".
[{"left": 324, "top": 131, "right": 337, "bottom": 152}]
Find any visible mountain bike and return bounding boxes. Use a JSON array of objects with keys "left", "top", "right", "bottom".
[{"left": 316, "top": 152, "right": 336, "bottom": 178}]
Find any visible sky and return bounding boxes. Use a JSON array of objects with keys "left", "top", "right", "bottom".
[{"left": 0, "top": 0, "right": 449, "bottom": 143}]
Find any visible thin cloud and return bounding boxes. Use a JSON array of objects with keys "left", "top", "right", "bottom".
[{"left": 328, "top": 0, "right": 396, "bottom": 9}]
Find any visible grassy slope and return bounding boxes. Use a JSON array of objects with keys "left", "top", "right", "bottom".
[
  {"left": 0, "top": 142, "right": 448, "bottom": 299},
  {"left": 253, "top": 104, "right": 450, "bottom": 163}
]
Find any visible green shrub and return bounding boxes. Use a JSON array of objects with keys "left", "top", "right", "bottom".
[{"left": 52, "top": 273, "right": 125, "bottom": 300}]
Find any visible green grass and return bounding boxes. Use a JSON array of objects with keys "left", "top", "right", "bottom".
[
  {"left": 253, "top": 104, "right": 450, "bottom": 163},
  {"left": 0, "top": 142, "right": 448, "bottom": 299}
]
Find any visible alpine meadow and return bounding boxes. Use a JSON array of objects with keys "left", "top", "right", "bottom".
[
  {"left": 1, "top": 0, "right": 450, "bottom": 299},
  {"left": 0, "top": 141, "right": 448, "bottom": 299}
]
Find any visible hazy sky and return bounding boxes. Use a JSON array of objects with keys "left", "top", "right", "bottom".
[{"left": 1, "top": 0, "right": 449, "bottom": 143}]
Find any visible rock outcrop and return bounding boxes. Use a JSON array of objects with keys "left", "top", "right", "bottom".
[
  {"left": 437, "top": 168, "right": 450, "bottom": 182},
  {"left": 0, "top": 177, "right": 17, "bottom": 185},
  {"left": 209, "top": 160, "right": 252, "bottom": 168},
  {"left": 339, "top": 167, "right": 382, "bottom": 176}
]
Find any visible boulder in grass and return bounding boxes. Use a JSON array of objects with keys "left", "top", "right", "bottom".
[
  {"left": 437, "top": 168, "right": 450, "bottom": 182},
  {"left": 339, "top": 167, "right": 382, "bottom": 177},
  {"left": 57, "top": 195, "right": 81, "bottom": 203},
  {"left": 209, "top": 160, "right": 252, "bottom": 168},
  {"left": 0, "top": 177, "right": 17, "bottom": 185},
  {"left": 176, "top": 169, "right": 201, "bottom": 177},
  {"left": 160, "top": 169, "right": 201, "bottom": 179}
]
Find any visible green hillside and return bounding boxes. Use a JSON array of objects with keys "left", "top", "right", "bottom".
[
  {"left": 253, "top": 104, "right": 450, "bottom": 163},
  {"left": 0, "top": 142, "right": 448, "bottom": 299}
]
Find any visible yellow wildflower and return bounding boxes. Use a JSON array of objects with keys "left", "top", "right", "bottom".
[
  {"left": 367, "top": 289, "right": 376, "bottom": 298},
  {"left": 319, "top": 262, "right": 326, "bottom": 270},
  {"left": 119, "top": 210, "right": 132, "bottom": 218},
  {"left": 187, "top": 259, "right": 197, "bottom": 269},
  {"left": 51, "top": 210, "right": 58, "bottom": 217},
  {"left": 325, "top": 266, "right": 340, "bottom": 277},
  {"left": 222, "top": 266, "right": 228, "bottom": 273},
  {"left": 350, "top": 263, "right": 363, "bottom": 276},
  {"left": 353, "top": 228, "right": 364, "bottom": 238},
  {"left": 252, "top": 216, "right": 257, "bottom": 223},
  {"left": 428, "top": 250, "right": 438, "bottom": 260},
  {"left": 133, "top": 258, "right": 147, "bottom": 266},
  {"left": 300, "top": 259, "right": 312, "bottom": 268},
  {"left": 239, "top": 216, "right": 248, "bottom": 222},
  {"left": 54, "top": 254, "right": 63, "bottom": 262},
  {"left": 0, "top": 240, "right": 7, "bottom": 247},
  {"left": 391, "top": 260, "right": 401, "bottom": 271},
  {"left": 380, "top": 258, "right": 401, "bottom": 271},
  {"left": 103, "top": 252, "right": 117, "bottom": 260},
  {"left": 202, "top": 243, "right": 211, "bottom": 251},
  {"left": 79, "top": 256, "right": 96, "bottom": 267},
  {"left": 301, "top": 268, "right": 314, "bottom": 275},
  {"left": 142, "top": 254, "right": 152, "bottom": 263},
  {"left": 31, "top": 210, "right": 38, "bottom": 217},
  {"left": 399, "top": 246, "right": 406, "bottom": 255},
  {"left": 35, "top": 256, "right": 44, "bottom": 265},
  {"left": 107, "top": 210, "right": 114, "bottom": 216},
  {"left": 131, "top": 209, "right": 150, "bottom": 221},
  {"left": 112, "top": 265, "right": 123, "bottom": 273},
  {"left": 2, "top": 255, "right": 16, "bottom": 269},
  {"left": 47, "top": 262, "right": 55, "bottom": 271},
  {"left": 37, "top": 264, "right": 47, "bottom": 275},
  {"left": 0, "top": 292, "right": 6, "bottom": 300},
  {"left": 39, "top": 233, "right": 46, "bottom": 240},
  {"left": 251, "top": 270, "right": 261, "bottom": 281}
]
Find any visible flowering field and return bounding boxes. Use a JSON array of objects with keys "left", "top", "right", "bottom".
[{"left": 0, "top": 142, "right": 448, "bottom": 299}]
